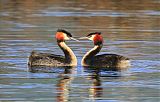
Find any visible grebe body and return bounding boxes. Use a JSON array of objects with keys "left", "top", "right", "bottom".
[
  {"left": 28, "top": 29, "right": 78, "bottom": 67},
  {"left": 80, "top": 32, "right": 130, "bottom": 69}
]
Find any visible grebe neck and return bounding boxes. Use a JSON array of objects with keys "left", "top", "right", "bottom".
[
  {"left": 81, "top": 44, "right": 102, "bottom": 66},
  {"left": 58, "top": 41, "right": 77, "bottom": 66}
]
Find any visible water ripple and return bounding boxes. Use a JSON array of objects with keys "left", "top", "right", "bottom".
[{"left": 30, "top": 10, "right": 160, "bottom": 17}]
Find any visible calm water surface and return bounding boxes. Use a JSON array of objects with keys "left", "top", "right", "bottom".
[{"left": 0, "top": 0, "right": 160, "bottom": 101}]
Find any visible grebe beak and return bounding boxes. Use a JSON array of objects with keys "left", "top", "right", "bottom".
[
  {"left": 70, "top": 37, "right": 79, "bottom": 41},
  {"left": 78, "top": 37, "right": 88, "bottom": 40}
]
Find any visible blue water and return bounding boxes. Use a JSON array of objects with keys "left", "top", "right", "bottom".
[{"left": 0, "top": 0, "right": 160, "bottom": 101}]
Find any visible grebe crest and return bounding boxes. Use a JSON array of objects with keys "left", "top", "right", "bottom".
[
  {"left": 56, "top": 29, "right": 72, "bottom": 41},
  {"left": 86, "top": 32, "right": 103, "bottom": 45}
]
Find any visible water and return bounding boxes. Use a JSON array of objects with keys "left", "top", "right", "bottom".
[{"left": 0, "top": 0, "right": 160, "bottom": 101}]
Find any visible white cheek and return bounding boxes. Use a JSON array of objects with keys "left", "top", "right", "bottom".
[
  {"left": 63, "top": 33, "right": 70, "bottom": 40},
  {"left": 88, "top": 35, "right": 95, "bottom": 40}
]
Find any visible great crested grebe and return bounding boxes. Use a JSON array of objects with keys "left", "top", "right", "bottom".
[
  {"left": 28, "top": 29, "right": 78, "bottom": 67},
  {"left": 80, "top": 32, "right": 130, "bottom": 69}
]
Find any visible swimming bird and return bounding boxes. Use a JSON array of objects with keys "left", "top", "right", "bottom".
[
  {"left": 79, "top": 32, "right": 130, "bottom": 69},
  {"left": 28, "top": 29, "right": 78, "bottom": 67}
]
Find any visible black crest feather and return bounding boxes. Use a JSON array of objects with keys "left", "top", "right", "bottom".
[
  {"left": 57, "top": 29, "right": 72, "bottom": 37},
  {"left": 87, "top": 32, "right": 101, "bottom": 37}
]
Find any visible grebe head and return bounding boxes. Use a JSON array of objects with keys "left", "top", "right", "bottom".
[
  {"left": 79, "top": 32, "right": 103, "bottom": 45},
  {"left": 56, "top": 29, "right": 78, "bottom": 42}
]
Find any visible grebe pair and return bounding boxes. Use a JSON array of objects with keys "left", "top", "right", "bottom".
[{"left": 28, "top": 29, "right": 130, "bottom": 68}]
